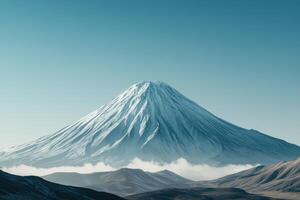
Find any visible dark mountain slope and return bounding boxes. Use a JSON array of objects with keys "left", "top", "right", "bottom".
[
  {"left": 0, "top": 170, "right": 125, "bottom": 200},
  {"left": 127, "top": 187, "right": 280, "bottom": 200}
]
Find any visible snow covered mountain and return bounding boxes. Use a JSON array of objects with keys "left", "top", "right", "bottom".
[{"left": 0, "top": 81, "right": 300, "bottom": 167}]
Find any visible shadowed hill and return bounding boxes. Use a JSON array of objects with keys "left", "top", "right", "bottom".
[
  {"left": 0, "top": 170, "right": 125, "bottom": 200},
  {"left": 127, "top": 187, "right": 281, "bottom": 200}
]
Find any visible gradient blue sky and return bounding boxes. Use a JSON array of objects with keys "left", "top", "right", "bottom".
[{"left": 0, "top": 0, "right": 299, "bottom": 148}]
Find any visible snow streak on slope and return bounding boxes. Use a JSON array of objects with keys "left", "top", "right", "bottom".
[{"left": 0, "top": 81, "right": 300, "bottom": 167}]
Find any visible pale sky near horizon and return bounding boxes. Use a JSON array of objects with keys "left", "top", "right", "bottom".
[{"left": 0, "top": 0, "right": 299, "bottom": 148}]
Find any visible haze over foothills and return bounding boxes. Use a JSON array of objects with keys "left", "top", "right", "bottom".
[{"left": 0, "top": 1, "right": 300, "bottom": 149}]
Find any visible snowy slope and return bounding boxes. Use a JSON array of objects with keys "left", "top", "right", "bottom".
[{"left": 0, "top": 81, "right": 300, "bottom": 167}]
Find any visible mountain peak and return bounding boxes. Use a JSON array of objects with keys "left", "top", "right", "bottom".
[
  {"left": 134, "top": 80, "right": 167, "bottom": 86},
  {"left": 112, "top": 80, "right": 185, "bottom": 111},
  {"left": 123, "top": 80, "right": 176, "bottom": 98},
  {"left": 129, "top": 80, "right": 169, "bottom": 90}
]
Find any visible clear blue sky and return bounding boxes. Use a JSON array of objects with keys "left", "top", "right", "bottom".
[{"left": 0, "top": 0, "right": 299, "bottom": 148}]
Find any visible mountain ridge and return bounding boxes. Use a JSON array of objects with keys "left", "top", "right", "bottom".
[
  {"left": 208, "top": 157, "right": 300, "bottom": 193},
  {"left": 194, "top": 158, "right": 300, "bottom": 200},
  {"left": 43, "top": 168, "right": 193, "bottom": 196}
]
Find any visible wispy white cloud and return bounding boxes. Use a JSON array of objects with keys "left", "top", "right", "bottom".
[
  {"left": 2, "top": 158, "right": 255, "bottom": 181},
  {"left": 126, "top": 158, "right": 255, "bottom": 180},
  {"left": 1, "top": 163, "right": 114, "bottom": 177}
]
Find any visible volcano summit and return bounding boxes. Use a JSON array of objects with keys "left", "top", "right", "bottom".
[{"left": 1, "top": 81, "right": 299, "bottom": 167}]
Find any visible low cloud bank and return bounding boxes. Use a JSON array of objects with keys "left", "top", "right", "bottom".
[
  {"left": 2, "top": 158, "right": 255, "bottom": 181},
  {"left": 127, "top": 158, "right": 255, "bottom": 180}
]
